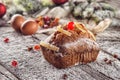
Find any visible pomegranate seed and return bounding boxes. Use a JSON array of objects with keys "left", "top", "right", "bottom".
[
  {"left": 67, "top": 22, "right": 74, "bottom": 30},
  {"left": 33, "top": 45, "right": 40, "bottom": 50},
  {"left": 4, "top": 38, "right": 9, "bottom": 43},
  {"left": 11, "top": 60, "right": 18, "bottom": 67}
]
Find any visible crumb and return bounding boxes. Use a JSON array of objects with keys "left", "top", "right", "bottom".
[{"left": 62, "top": 74, "right": 68, "bottom": 80}]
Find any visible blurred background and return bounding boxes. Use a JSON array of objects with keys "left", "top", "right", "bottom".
[{"left": 0, "top": 0, "right": 120, "bottom": 27}]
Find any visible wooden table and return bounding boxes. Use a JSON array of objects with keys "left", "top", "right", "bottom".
[
  {"left": 0, "top": 0, "right": 120, "bottom": 79},
  {"left": 0, "top": 22, "right": 120, "bottom": 80}
]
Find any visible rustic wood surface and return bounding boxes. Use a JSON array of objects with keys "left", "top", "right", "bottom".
[
  {"left": 0, "top": 21, "right": 120, "bottom": 80},
  {"left": 0, "top": 0, "right": 120, "bottom": 80}
]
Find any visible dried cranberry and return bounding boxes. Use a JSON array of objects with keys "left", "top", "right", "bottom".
[
  {"left": 67, "top": 21, "right": 74, "bottom": 30},
  {"left": 4, "top": 38, "right": 9, "bottom": 43},
  {"left": 11, "top": 60, "right": 18, "bottom": 67},
  {"left": 33, "top": 45, "right": 40, "bottom": 51},
  {"left": 43, "top": 16, "right": 50, "bottom": 22}
]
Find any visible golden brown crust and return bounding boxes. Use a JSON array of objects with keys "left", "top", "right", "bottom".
[{"left": 40, "top": 23, "right": 100, "bottom": 68}]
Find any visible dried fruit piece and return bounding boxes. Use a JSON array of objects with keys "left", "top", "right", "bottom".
[
  {"left": 57, "top": 25, "right": 72, "bottom": 36},
  {"left": 67, "top": 21, "right": 74, "bottom": 30},
  {"left": 4, "top": 38, "right": 9, "bottom": 43},
  {"left": 33, "top": 44, "right": 41, "bottom": 50},
  {"left": 11, "top": 60, "right": 18, "bottom": 67},
  {"left": 36, "top": 16, "right": 44, "bottom": 27},
  {"left": 50, "top": 18, "right": 59, "bottom": 27},
  {"left": 43, "top": 16, "right": 50, "bottom": 22},
  {"left": 40, "top": 41, "right": 59, "bottom": 51},
  {"left": 35, "top": 16, "right": 59, "bottom": 28}
]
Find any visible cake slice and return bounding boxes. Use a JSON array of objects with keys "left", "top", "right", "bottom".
[{"left": 40, "top": 22, "right": 100, "bottom": 69}]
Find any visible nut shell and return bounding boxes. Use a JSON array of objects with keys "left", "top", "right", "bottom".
[
  {"left": 21, "top": 20, "right": 38, "bottom": 35},
  {"left": 11, "top": 14, "right": 25, "bottom": 31}
]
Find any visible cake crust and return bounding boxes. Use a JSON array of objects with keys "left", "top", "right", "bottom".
[{"left": 40, "top": 23, "right": 100, "bottom": 68}]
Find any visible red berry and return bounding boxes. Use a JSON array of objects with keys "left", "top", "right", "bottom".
[
  {"left": 67, "top": 22, "right": 74, "bottom": 30},
  {"left": 4, "top": 38, "right": 9, "bottom": 43},
  {"left": 33, "top": 44, "right": 40, "bottom": 50},
  {"left": 11, "top": 60, "right": 18, "bottom": 67},
  {"left": 43, "top": 16, "right": 50, "bottom": 22},
  {"left": 0, "top": 3, "right": 6, "bottom": 18}
]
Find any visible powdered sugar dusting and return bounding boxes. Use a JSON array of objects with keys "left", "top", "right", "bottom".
[{"left": 64, "top": 38, "right": 99, "bottom": 51}]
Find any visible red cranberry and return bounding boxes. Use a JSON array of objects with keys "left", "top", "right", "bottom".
[
  {"left": 11, "top": 60, "right": 18, "bottom": 67},
  {"left": 33, "top": 45, "right": 40, "bottom": 51},
  {"left": 67, "top": 21, "right": 74, "bottom": 30},
  {"left": 4, "top": 38, "right": 9, "bottom": 43},
  {"left": 43, "top": 16, "right": 50, "bottom": 22}
]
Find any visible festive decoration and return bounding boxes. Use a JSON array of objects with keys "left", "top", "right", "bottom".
[
  {"left": 0, "top": 3, "right": 6, "bottom": 18},
  {"left": 52, "top": 0, "right": 68, "bottom": 5},
  {"left": 36, "top": 16, "right": 59, "bottom": 28},
  {"left": 70, "top": 0, "right": 115, "bottom": 23}
]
